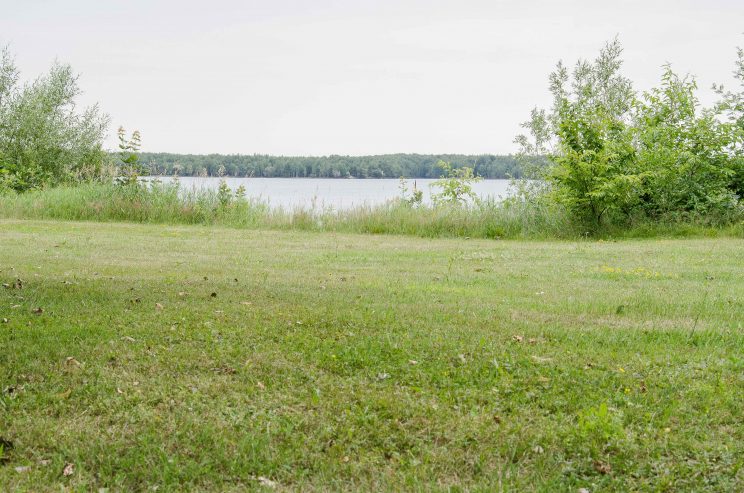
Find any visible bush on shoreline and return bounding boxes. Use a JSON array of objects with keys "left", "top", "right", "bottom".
[
  {"left": 0, "top": 47, "right": 109, "bottom": 192},
  {"left": 516, "top": 40, "right": 744, "bottom": 232}
]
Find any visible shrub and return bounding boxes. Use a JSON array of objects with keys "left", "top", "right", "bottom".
[
  {"left": 398, "top": 178, "right": 423, "bottom": 207},
  {"left": 430, "top": 161, "right": 482, "bottom": 206},
  {"left": 115, "top": 127, "right": 145, "bottom": 185},
  {"left": 517, "top": 38, "right": 744, "bottom": 229},
  {"left": 0, "top": 46, "right": 108, "bottom": 192},
  {"left": 634, "top": 67, "right": 739, "bottom": 219}
]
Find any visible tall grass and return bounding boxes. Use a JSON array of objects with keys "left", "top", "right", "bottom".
[{"left": 0, "top": 182, "right": 741, "bottom": 239}]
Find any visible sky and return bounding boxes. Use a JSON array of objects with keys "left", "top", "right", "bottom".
[{"left": 2, "top": 0, "right": 743, "bottom": 155}]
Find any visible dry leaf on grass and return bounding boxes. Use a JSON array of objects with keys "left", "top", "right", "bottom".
[
  {"left": 62, "top": 462, "right": 74, "bottom": 476},
  {"left": 256, "top": 476, "right": 277, "bottom": 488},
  {"left": 531, "top": 356, "right": 553, "bottom": 364},
  {"left": 593, "top": 460, "right": 612, "bottom": 474}
]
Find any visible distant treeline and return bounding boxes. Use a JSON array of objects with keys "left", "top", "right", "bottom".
[{"left": 135, "top": 153, "right": 524, "bottom": 179}]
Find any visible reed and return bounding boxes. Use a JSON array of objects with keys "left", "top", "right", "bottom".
[{"left": 0, "top": 182, "right": 741, "bottom": 239}]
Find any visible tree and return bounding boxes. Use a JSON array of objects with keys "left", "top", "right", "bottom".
[
  {"left": 0, "top": 46, "right": 108, "bottom": 191},
  {"left": 517, "top": 39, "right": 743, "bottom": 228},
  {"left": 714, "top": 47, "right": 744, "bottom": 199},
  {"left": 634, "top": 67, "right": 738, "bottom": 217},
  {"left": 517, "top": 38, "right": 638, "bottom": 226},
  {"left": 130, "top": 152, "right": 523, "bottom": 179}
]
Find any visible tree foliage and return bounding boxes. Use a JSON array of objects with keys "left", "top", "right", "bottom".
[
  {"left": 517, "top": 39, "right": 744, "bottom": 228},
  {"left": 634, "top": 68, "right": 738, "bottom": 217},
  {"left": 136, "top": 152, "right": 523, "bottom": 180},
  {"left": 714, "top": 47, "right": 744, "bottom": 198},
  {"left": 0, "top": 46, "right": 108, "bottom": 192}
]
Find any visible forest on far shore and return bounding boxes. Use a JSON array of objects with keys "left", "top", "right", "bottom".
[{"left": 134, "top": 152, "right": 524, "bottom": 179}]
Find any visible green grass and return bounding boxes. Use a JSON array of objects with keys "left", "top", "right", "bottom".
[
  {"left": 1, "top": 219, "right": 743, "bottom": 491},
  {"left": 0, "top": 182, "right": 579, "bottom": 240},
  {"left": 1, "top": 182, "right": 742, "bottom": 240}
]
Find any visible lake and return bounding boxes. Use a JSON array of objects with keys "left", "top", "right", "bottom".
[{"left": 147, "top": 177, "right": 515, "bottom": 210}]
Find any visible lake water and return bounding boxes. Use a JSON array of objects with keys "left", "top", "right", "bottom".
[{"left": 148, "top": 177, "right": 515, "bottom": 210}]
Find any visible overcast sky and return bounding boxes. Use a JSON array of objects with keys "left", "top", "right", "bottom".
[{"left": 2, "top": 0, "right": 743, "bottom": 155}]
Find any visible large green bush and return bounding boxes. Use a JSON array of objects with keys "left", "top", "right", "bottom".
[
  {"left": 0, "top": 47, "right": 108, "bottom": 192},
  {"left": 517, "top": 39, "right": 744, "bottom": 229},
  {"left": 714, "top": 47, "right": 744, "bottom": 199}
]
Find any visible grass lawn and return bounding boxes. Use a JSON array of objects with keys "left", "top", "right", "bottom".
[{"left": 1, "top": 219, "right": 743, "bottom": 491}]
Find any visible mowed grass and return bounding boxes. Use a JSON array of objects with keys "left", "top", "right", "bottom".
[{"left": 1, "top": 220, "right": 743, "bottom": 492}]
